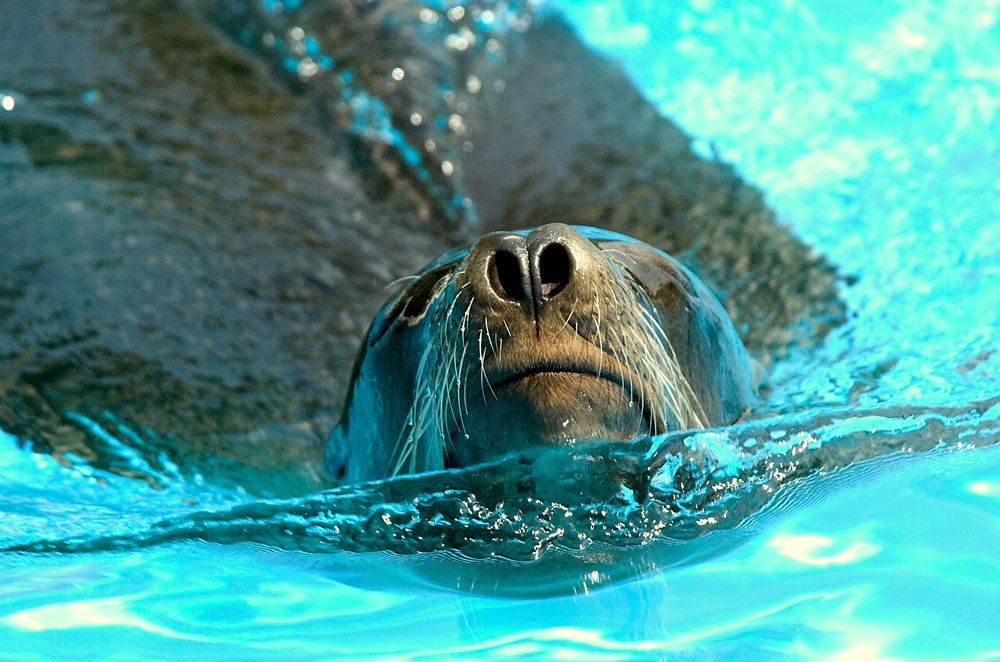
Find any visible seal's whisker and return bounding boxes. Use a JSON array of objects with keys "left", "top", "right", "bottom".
[
  {"left": 480, "top": 320, "right": 498, "bottom": 401},
  {"left": 456, "top": 300, "right": 474, "bottom": 419},
  {"left": 617, "top": 287, "right": 656, "bottom": 429},
  {"left": 626, "top": 273, "right": 710, "bottom": 430},
  {"left": 594, "top": 289, "right": 604, "bottom": 382},
  {"left": 484, "top": 315, "right": 498, "bottom": 358},
  {"left": 590, "top": 257, "right": 713, "bottom": 433},
  {"left": 440, "top": 324, "right": 465, "bottom": 461},
  {"left": 558, "top": 296, "right": 578, "bottom": 336},
  {"left": 439, "top": 298, "right": 463, "bottom": 437},
  {"left": 391, "top": 274, "right": 475, "bottom": 476},
  {"left": 478, "top": 328, "right": 488, "bottom": 404},
  {"left": 435, "top": 296, "right": 472, "bottom": 464},
  {"left": 561, "top": 309, "right": 575, "bottom": 336},
  {"left": 605, "top": 322, "right": 636, "bottom": 412},
  {"left": 626, "top": 311, "right": 659, "bottom": 436},
  {"left": 385, "top": 275, "right": 419, "bottom": 292},
  {"left": 628, "top": 294, "right": 678, "bottom": 425}
]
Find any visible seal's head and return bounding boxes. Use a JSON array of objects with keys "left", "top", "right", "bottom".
[{"left": 328, "top": 224, "right": 766, "bottom": 484}]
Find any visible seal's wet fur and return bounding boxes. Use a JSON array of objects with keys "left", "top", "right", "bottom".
[{"left": 330, "top": 224, "right": 765, "bottom": 484}]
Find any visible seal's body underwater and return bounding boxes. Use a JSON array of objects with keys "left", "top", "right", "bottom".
[{"left": 328, "top": 225, "right": 767, "bottom": 484}]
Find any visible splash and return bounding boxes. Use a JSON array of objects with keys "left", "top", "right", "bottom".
[{"left": 7, "top": 396, "right": 998, "bottom": 595}]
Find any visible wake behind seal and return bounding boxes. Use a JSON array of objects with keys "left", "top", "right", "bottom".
[{"left": 328, "top": 224, "right": 767, "bottom": 485}]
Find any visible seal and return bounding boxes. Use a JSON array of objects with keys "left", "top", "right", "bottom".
[
  {"left": 1, "top": 1, "right": 843, "bottom": 497},
  {"left": 328, "top": 224, "right": 767, "bottom": 484}
]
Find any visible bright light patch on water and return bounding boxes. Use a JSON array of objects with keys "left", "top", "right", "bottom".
[
  {"left": 765, "top": 532, "right": 881, "bottom": 567},
  {"left": 2, "top": 596, "right": 183, "bottom": 637},
  {"left": 967, "top": 479, "right": 1000, "bottom": 497}
]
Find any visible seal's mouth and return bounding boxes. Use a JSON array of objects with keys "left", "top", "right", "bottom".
[
  {"left": 447, "top": 363, "right": 663, "bottom": 467},
  {"left": 480, "top": 362, "right": 665, "bottom": 436}
]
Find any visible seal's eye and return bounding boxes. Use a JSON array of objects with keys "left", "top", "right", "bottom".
[
  {"left": 400, "top": 265, "right": 453, "bottom": 321},
  {"left": 367, "top": 265, "right": 455, "bottom": 347}
]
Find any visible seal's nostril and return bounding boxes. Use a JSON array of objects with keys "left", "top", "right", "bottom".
[
  {"left": 538, "top": 243, "right": 571, "bottom": 298},
  {"left": 489, "top": 249, "right": 526, "bottom": 301}
]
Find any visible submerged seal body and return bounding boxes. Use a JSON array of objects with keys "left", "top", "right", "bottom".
[{"left": 328, "top": 224, "right": 766, "bottom": 484}]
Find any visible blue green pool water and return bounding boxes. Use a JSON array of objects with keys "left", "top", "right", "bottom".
[{"left": 3, "top": 0, "right": 1000, "bottom": 659}]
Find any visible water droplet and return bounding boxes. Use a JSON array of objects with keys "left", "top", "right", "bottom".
[
  {"left": 445, "top": 33, "right": 469, "bottom": 51},
  {"left": 297, "top": 60, "right": 319, "bottom": 78},
  {"left": 447, "top": 114, "right": 465, "bottom": 133}
]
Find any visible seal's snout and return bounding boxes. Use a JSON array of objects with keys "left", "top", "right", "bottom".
[{"left": 477, "top": 223, "right": 582, "bottom": 305}]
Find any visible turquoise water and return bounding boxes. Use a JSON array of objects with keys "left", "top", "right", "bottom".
[
  {"left": 3, "top": 440, "right": 1000, "bottom": 659},
  {"left": 4, "top": 1, "right": 1000, "bottom": 660}
]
